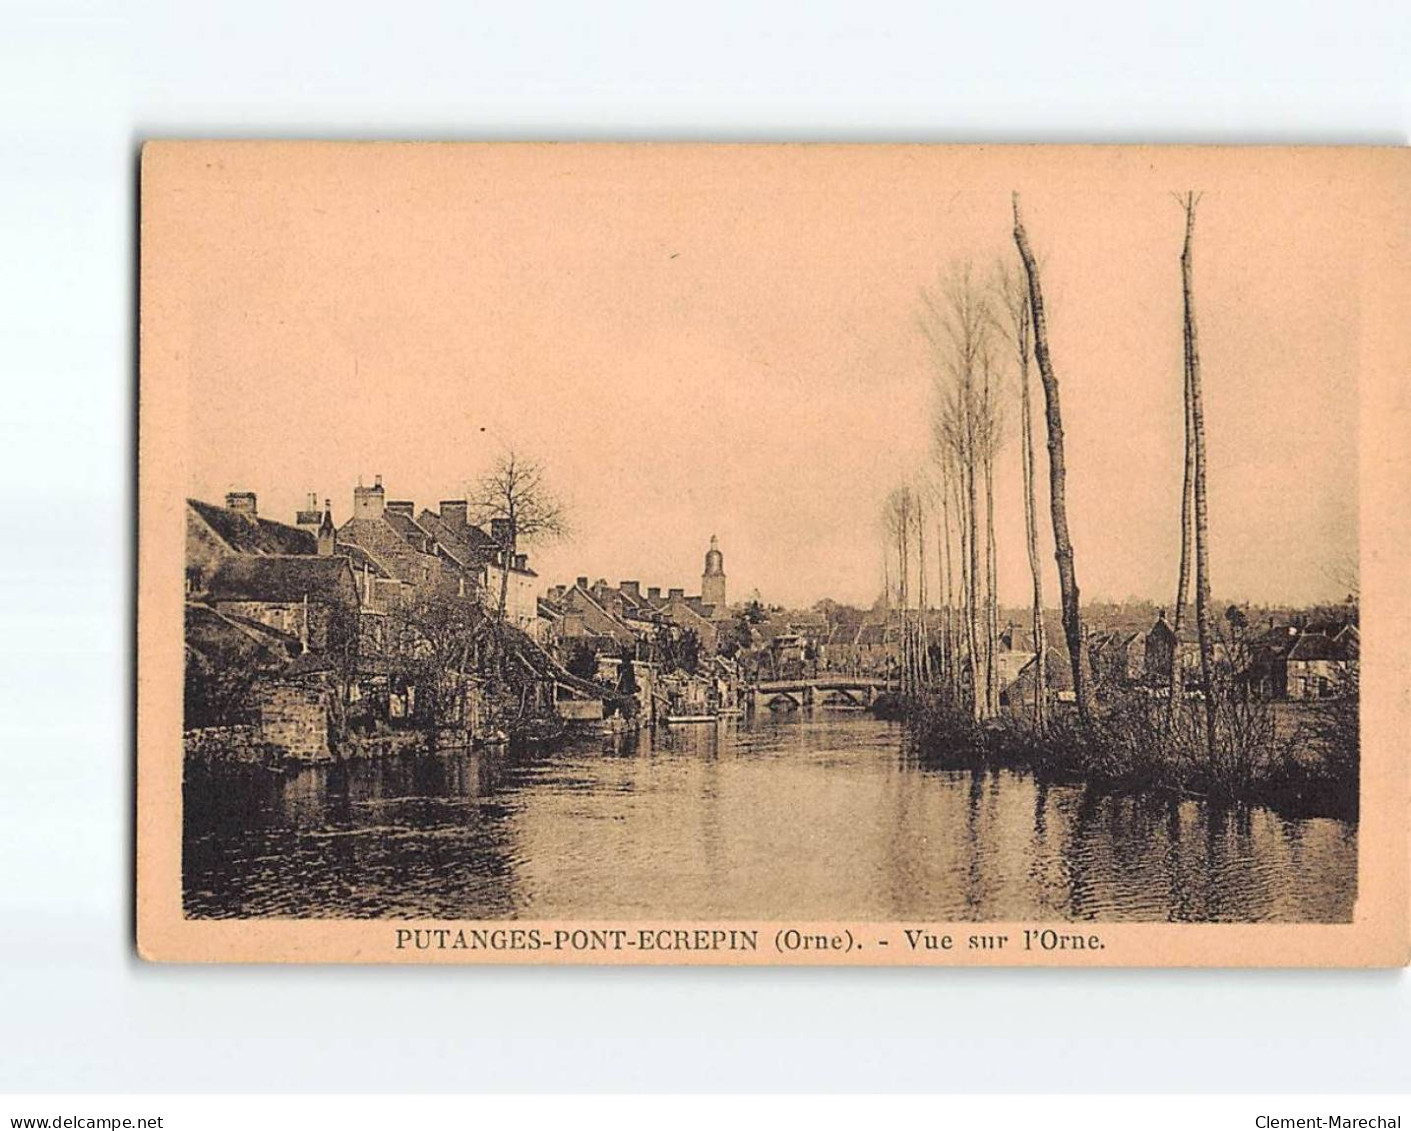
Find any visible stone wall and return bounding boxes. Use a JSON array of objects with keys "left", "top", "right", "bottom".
[
  {"left": 255, "top": 680, "right": 333, "bottom": 761},
  {"left": 183, "top": 724, "right": 265, "bottom": 764}
]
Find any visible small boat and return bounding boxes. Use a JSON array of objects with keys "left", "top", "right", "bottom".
[{"left": 663, "top": 713, "right": 717, "bottom": 725}]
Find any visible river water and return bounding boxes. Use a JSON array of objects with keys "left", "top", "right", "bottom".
[{"left": 183, "top": 711, "right": 1357, "bottom": 922}]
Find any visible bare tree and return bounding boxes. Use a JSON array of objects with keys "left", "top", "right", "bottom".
[
  {"left": 915, "top": 489, "right": 932, "bottom": 685},
  {"left": 1179, "top": 192, "right": 1218, "bottom": 759},
  {"left": 936, "top": 472, "right": 955, "bottom": 693},
  {"left": 981, "top": 351, "right": 1004, "bottom": 716},
  {"left": 1012, "top": 193, "right": 1095, "bottom": 724},
  {"left": 469, "top": 449, "right": 569, "bottom": 626},
  {"left": 382, "top": 588, "right": 492, "bottom": 739},
  {"left": 922, "top": 262, "right": 997, "bottom": 720},
  {"left": 1170, "top": 248, "right": 1196, "bottom": 720},
  {"left": 884, "top": 484, "right": 922, "bottom": 694},
  {"left": 996, "top": 261, "right": 1047, "bottom": 731}
]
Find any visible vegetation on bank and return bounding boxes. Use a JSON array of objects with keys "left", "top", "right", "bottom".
[{"left": 879, "top": 672, "right": 1358, "bottom": 821}]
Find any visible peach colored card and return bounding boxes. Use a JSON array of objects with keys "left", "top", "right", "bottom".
[{"left": 139, "top": 142, "right": 1408, "bottom": 965}]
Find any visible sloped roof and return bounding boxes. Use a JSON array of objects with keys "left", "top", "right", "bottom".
[
  {"left": 337, "top": 516, "right": 441, "bottom": 584},
  {"left": 615, "top": 587, "right": 646, "bottom": 611},
  {"left": 1011, "top": 649, "right": 1075, "bottom": 691},
  {"left": 418, "top": 509, "right": 537, "bottom": 575},
  {"left": 562, "top": 584, "right": 638, "bottom": 640},
  {"left": 337, "top": 542, "right": 393, "bottom": 579},
  {"left": 1288, "top": 632, "right": 1347, "bottom": 662},
  {"left": 383, "top": 509, "right": 434, "bottom": 552},
  {"left": 1335, "top": 623, "right": 1360, "bottom": 659},
  {"left": 207, "top": 555, "right": 357, "bottom": 605},
  {"left": 419, "top": 509, "right": 493, "bottom": 568},
  {"left": 188, "top": 498, "right": 316, "bottom": 556},
  {"left": 185, "top": 602, "right": 296, "bottom": 667},
  {"left": 1250, "top": 625, "right": 1300, "bottom": 660},
  {"left": 857, "top": 623, "right": 888, "bottom": 646},
  {"left": 662, "top": 595, "right": 714, "bottom": 627},
  {"left": 1146, "top": 616, "right": 1177, "bottom": 642}
]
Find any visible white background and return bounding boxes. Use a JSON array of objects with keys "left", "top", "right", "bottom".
[{"left": 1, "top": 0, "right": 1408, "bottom": 1095}]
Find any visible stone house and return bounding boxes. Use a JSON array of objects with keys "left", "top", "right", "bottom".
[
  {"left": 185, "top": 493, "right": 317, "bottom": 592},
  {"left": 415, "top": 499, "right": 540, "bottom": 628},
  {"left": 854, "top": 622, "right": 894, "bottom": 673},
  {"left": 203, "top": 555, "right": 360, "bottom": 654},
  {"left": 1244, "top": 624, "right": 1359, "bottom": 700},
  {"left": 1001, "top": 649, "right": 1075, "bottom": 711},
  {"left": 554, "top": 580, "right": 641, "bottom": 652},
  {"left": 335, "top": 478, "right": 448, "bottom": 598},
  {"left": 1140, "top": 611, "right": 1227, "bottom": 688},
  {"left": 657, "top": 588, "right": 720, "bottom": 652},
  {"left": 823, "top": 623, "right": 862, "bottom": 670},
  {"left": 1089, "top": 629, "right": 1147, "bottom": 689}
]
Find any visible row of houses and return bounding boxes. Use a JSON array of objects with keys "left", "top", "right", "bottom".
[
  {"left": 183, "top": 480, "right": 565, "bottom": 759},
  {"left": 539, "top": 536, "right": 733, "bottom": 658},
  {"left": 807, "top": 606, "right": 1359, "bottom": 705},
  {"left": 187, "top": 479, "right": 540, "bottom": 631}
]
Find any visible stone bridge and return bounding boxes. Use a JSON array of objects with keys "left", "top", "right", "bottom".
[{"left": 749, "top": 675, "right": 895, "bottom": 711}]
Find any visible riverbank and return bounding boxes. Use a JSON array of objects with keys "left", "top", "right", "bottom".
[
  {"left": 895, "top": 692, "right": 1358, "bottom": 822},
  {"left": 183, "top": 709, "right": 1356, "bottom": 922}
]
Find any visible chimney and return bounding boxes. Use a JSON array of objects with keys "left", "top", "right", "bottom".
[
  {"left": 576, "top": 576, "right": 589, "bottom": 590},
  {"left": 515, "top": 553, "right": 528, "bottom": 571},
  {"left": 648, "top": 587, "right": 661, "bottom": 601},
  {"left": 353, "top": 477, "right": 385, "bottom": 520},
  {"left": 296, "top": 491, "right": 323, "bottom": 532},
  {"left": 317, "top": 499, "right": 335, "bottom": 556},
  {"left": 620, "top": 581, "right": 641, "bottom": 600},
  {"left": 439, "top": 500, "right": 468, "bottom": 527},
  {"left": 387, "top": 500, "right": 415, "bottom": 517},
  {"left": 669, "top": 587, "right": 685, "bottom": 600},
  {"left": 225, "top": 491, "right": 257, "bottom": 518}
]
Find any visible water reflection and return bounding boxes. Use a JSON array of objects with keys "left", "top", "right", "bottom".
[{"left": 183, "top": 712, "right": 1356, "bottom": 922}]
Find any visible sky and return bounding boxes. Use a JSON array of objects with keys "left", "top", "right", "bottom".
[{"left": 166, "top": 144, "right": 1362, "bottom": 610}]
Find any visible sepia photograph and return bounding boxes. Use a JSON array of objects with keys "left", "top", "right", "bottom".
[
  {"left": 13, "top": 0, "right": 1411, "bottom": 1114},
  {"left": 137, "top": 142, "right": 1408, "bottom": 963}
]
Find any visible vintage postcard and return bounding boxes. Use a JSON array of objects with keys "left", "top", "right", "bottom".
[{"left": 137, "top": 142, "right": 1409, "bottom": 965}]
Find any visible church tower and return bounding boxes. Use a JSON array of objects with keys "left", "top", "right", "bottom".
[{"left": 701, "top": 534, "right": 726, "bottom": 610}]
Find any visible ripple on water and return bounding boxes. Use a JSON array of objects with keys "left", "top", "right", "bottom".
[{"left": 182, "top": 716, "right": 1356, "bottom": 922}]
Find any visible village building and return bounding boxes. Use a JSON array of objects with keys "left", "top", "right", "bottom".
[
  {"left": 1001, "top": 649, "right": 1075, "bottom": 711},
  {"left": 554, "top": 579, "right": 642, "bottom": 653},
  {"left": 701, "top": 534, "right": 727, "bottom": 612},
  {"left": 1090, "top": 628, "right": 1147, "bottom": 688},
  {"left": 185, "top": 493, "right": 318, "bottom": 592},
  {"left": 854, "top": 622, "right": 894, "bottom": 673},
  {"left": 412, "top": 500, "right": 540, "bottom": 628},
  {"left": 1138, "top": 609, "right": 1230, "bottom": 688},
  {"left": 203, "top": 555, "right": 360, "bottom": 654},
  {"left": 822, "top": 623, "right": 862, "bottom": 671},
  {"left": 656, "top": 588, "right": 720, "bottom": 652},
  {"left": 1244, "top": 622, "right": 1358, "bottom": 700},
  {"left": 549, "top": 537, "right": 731, "bottom": 660},
  {"left": 334, "top": 477, "right": 448, "bottom": 598}
]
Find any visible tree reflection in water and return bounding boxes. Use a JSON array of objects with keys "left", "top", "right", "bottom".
[{"left": 183, "top": 713, "right": 1356, "bottom": 922}]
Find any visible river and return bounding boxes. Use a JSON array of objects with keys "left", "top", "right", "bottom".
[{"left": 183, "top": 711, "right": 1357, "bottom": 922}]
